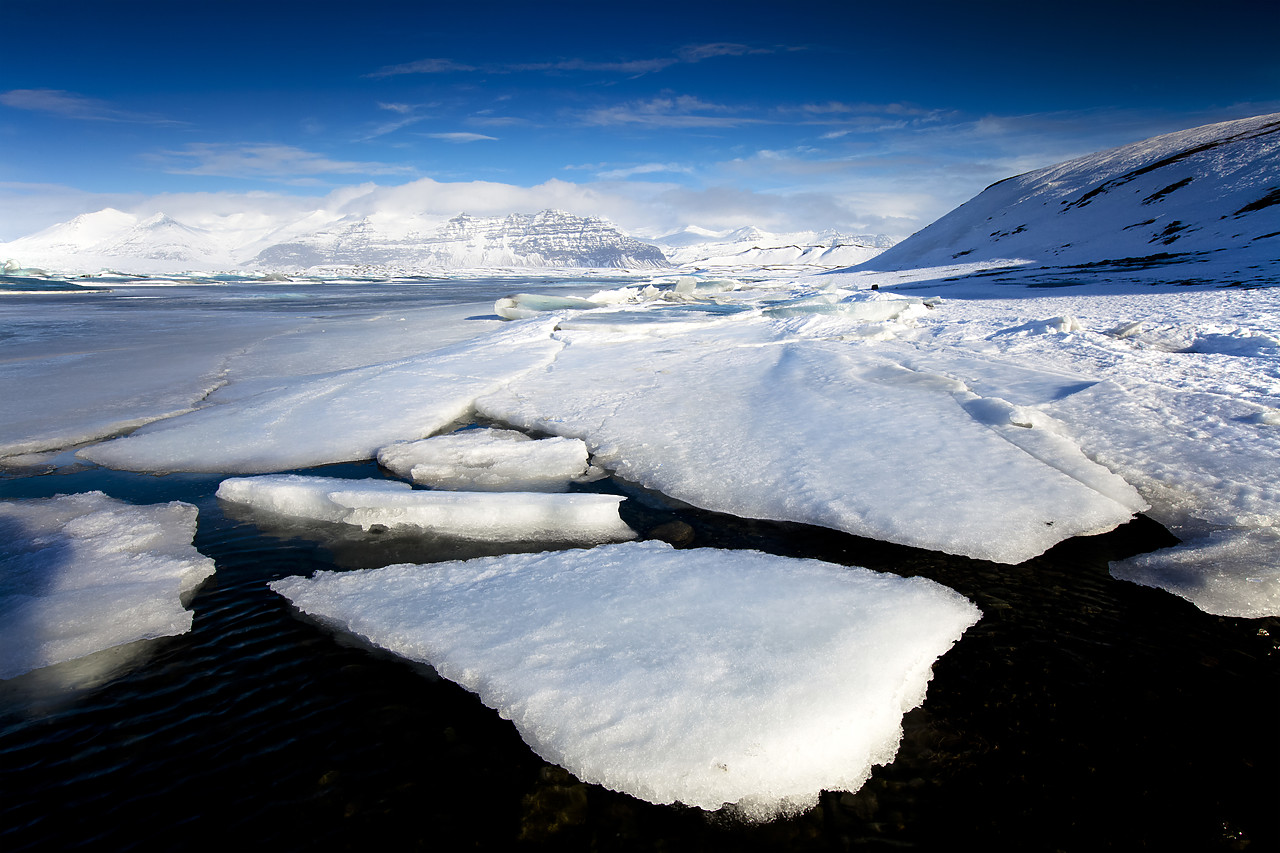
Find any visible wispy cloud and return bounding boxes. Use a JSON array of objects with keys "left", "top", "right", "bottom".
[
  {"left": 0, "top": 89, "right": 183, "bottom": 125},
  {"left": 676, "top": 43, "right": 769, "bottom": 62},
  {"left": 368, "top": 42, "right": 777, "bottom": 79},
  {"left": 581, "top": 95, "right": 761, "bottom": 129},
  {"left": 593, "top": 162, "right": 694, "bottom": 180},
  {"left": 149, "top": 143, "right": 416, "bottom": 183},
  {"left": 365, "top": 58, "right": 478, "bottom": 78},
  {"left": 359, "top": 102, "right": 437, "bottom": 140},
  {"left": 420, "top": 132, "right": 498, "bottom": 143}
]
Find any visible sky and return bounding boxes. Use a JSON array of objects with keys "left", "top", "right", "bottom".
[{"left": 1, "top": 0, "right": 1278, "bottom": 242}]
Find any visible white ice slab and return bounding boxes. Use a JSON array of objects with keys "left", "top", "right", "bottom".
[
  {"left": 80, "top": 318, "right": 564, "bottom": 473},
  {"left": 0, "top": 492, "right": 215, "bottom": 681},
  {"left": 217, "top": 474, "right": 636, "bottom": 544},
  {"left": 478, "top": 319, "right": 1143, "bottom": 563},
  {"left": 270, "top": 540, "right": 981, "bottom": 818},
  {"left": 377, "top": 428, "right": 595, "bottom": 491}
]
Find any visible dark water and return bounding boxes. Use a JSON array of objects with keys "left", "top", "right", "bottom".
[{"left": 0, "top": 458, "right": 1276, "bottom": 852}]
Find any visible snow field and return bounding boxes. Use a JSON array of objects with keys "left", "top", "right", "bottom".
[
  {"left": 0, "top": 492, "right": 214, "bottom": 680},
  {"left": 271, "top": 540, "right": 982, "bottom": 818}
]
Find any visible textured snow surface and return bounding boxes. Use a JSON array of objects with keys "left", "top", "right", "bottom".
[
  {"left": 0, "top": 492, "right": 214, "bottom": 680},
  {"left": 377, "top": 428, "right": 596, "bottom": 491},
  {"left": 217, "top": 474, "right": 635, "bottom": 544},
  {"left": 270, "top": 540, "right": 982, "bottom": 818}
]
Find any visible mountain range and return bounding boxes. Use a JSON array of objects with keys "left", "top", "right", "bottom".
[
  {"left": 0, "top": 209, "right": 671, "bottom": 273},
  {"left": 1, "top": 205, "right": 901, "bottom": 275},
  {"left": 5, "top": 113, "right": 1275, "bottom": 277}
]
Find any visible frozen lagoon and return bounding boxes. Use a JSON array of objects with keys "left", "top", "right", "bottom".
[{"left": 0, "top": 271, "right": 1277, "bottom": 849}]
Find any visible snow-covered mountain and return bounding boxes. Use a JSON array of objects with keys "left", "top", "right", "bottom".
[
  {"left": 862, "top": 113, "right": 1280, "bottom": 271},
  {"left": 253, "top": 209, "right": 667, "bottom": 270},
  {"left": 1, "top": 208, "right": 668, "bottom": 273},
  {"left": 1, "top": 208, "right": 238, "bottom": 271},
  {"left": 652, "top": 226, "right": 895, "bottom": 269}
]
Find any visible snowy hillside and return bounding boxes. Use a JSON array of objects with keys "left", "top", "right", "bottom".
[
  {"left": 654, "top": 227, "right": 894, "bottom": 270},
  {"left": 0, "top": 208, "right": 668, "bottom": 273},
  {"left": 863, "top": 113, "right": 1280, "bottom": 271}
]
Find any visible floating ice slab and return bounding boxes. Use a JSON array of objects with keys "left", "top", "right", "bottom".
[
  {"left": 0, "top": 492, "right": 215, "bottom": 681},
  {"left": 478, "top": 320, "right": 1144, "bottom": 563},
  {"left": 217, "top": 474, "right": 635, "bottom": 544},
  {"left": 270, "top": 540, "right": 981, "bottom": 818},
  {"left": 377, "top": 428, "right": 595, "bottom": 491},
  {"left": 80, "top": 318, "right": 564, "bottom": 473}
]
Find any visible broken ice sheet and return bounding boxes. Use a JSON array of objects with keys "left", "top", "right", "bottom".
[
  {"left": 478, "top": 318, "right": 1144, "bottom": 563},
  {"left": 271, "top": 540, "right": 981, "bottom": 819},
  {"left": 0, "top": 492, "right": 215, "bottom": 681}
]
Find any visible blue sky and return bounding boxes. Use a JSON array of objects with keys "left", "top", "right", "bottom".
[{"left": 1, "top": 0, "right": 1277, "bottom": 241}]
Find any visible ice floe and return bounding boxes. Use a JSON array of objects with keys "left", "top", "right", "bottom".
[
  {"left": 270, "top": 540, "right": 982, "bottom": 818},
  {"left": 377, "top": 428, "right": 598, "bottom": 491},
  {"left": 0, "top": 492, "right": 215, "bottom": 680},
  {"left": 216, "top": 474, "right": 635, "bottom": 544}
]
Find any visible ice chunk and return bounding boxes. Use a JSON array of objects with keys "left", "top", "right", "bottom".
[
  {"left": 270, "top": 540, "right": 981, "bottom": 818},
  {"left": 478, "top": 321, "right": 1141, "bottom": 563},
  {"left": 217, "top": 474, "right": 635, "bottom": 543},
  {"left": 992, "top": 316, "right": 1085, "bottom": 337},
  {"left": 79, "top": 318, "right": 564, "bottom": 473},
  {"left": 377, "top": 428, "right": 595, "bottom": 491},
  {"left": 494, "top": 293, "right": 601, "bottom": 320},
  {"left": 0, "top": 492, "right": 215, "bottom": 681},
  {"left": 762, "top": 290, "right": 930, "bottom": 322}
]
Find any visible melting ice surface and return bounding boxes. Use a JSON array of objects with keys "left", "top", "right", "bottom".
[
  {"left": 271, "top": 540, "right": 983, "bottom": 819},
  {"left": 0, "top": 492, "right": 214, "bottom": 680}
]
